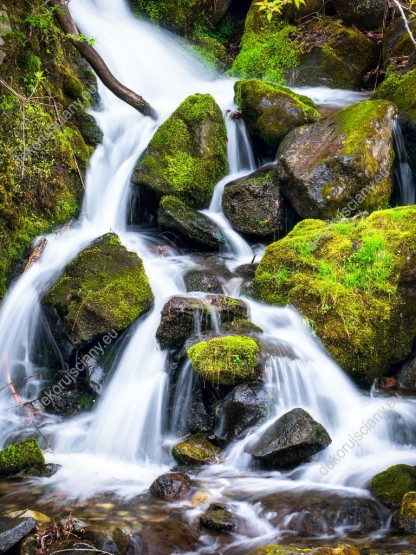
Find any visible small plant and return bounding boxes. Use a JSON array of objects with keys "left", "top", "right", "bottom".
[{"left": 255, "top": 0, "right": 306, "bottom": 21}]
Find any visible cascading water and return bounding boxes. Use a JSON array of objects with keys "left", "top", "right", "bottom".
[
  {"left": 393, "top": 118, "right": 416, "bottom": 205},
  {"left": 1, "top": 0, "right": 416, "bottom": 551}
]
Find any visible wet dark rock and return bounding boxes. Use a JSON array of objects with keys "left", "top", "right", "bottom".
[
  {"left": 184, "top": 270, "right": 222, "bottom": 294},
  {"left": 397, "top": 354, "right": 416, "bottom": 390},
  {"left": 156, "top": 295, "right": 247, "bottom": 350},
  {"left": 74, "top": 112, "right": 103, "bottom": 147},
  {"left": 39, "top": 371, "right": 97, "bottom": 418},
  {"left": 247, "top": 408, "right": 332, "bottom": 468},
  {"left": 222, "top": 166, "right": 286, "bottom": 240},
  {"left": 378, "top": 376, "right": 399, "bottom": 390},
  {"left": 82, "top": 525, "right": 129, "bottom": 555},
  {"left": 277, "top": 101, "right": 396, "bottom": 219},
  {"left": 149, "top": 473, "right": 191, "bottom": 502},
  {"left": 158, "top": 196, "right": 227, "bottom": 251},
  {"left": 215, "top": 383, "right": 269, "bottom": 444},
  {"left": 221, "top": 319, "right": 263, "bottom": 336},
  {"left": 0, "top": 516, "right": 36, "bottom": 552},
  {"left": 19, "top": 463, "right": 62, "bottom": 478},
  {"left": 234, "top": 264, "right": 259, "bottom": 279},
  {"left": 188, "top": 400, "right": 214, "bottom": 434},
  {"left": 199, "top": 503, "right": 237, "bottom": 532},
  {"left": 333, "top": 0, "right": 387, "bottom": 31}
]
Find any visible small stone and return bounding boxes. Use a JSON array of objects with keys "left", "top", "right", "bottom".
[
  {"left": 149, "top": 473, "right": 191, "bottom": 501},
  {"left": 200, "top": 503, "right": 237, "bottom": 532}
]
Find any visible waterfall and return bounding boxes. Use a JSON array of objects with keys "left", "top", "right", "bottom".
[
  {"left": 0, "top": 0, "right": 415, "bottom": 529},
  {"left": 393, "top": 118, "right": 416, "bottom": 206}
]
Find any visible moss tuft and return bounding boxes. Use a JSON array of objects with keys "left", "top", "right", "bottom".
[
  {"left": 372, "top": 68, "right": 416, "bottom": 120},
  {"left": 188, "top": 335, "right": 261, "bottom": 385},
  {"left": 0, "top": 438, "right": 45, "bottom": 475},
  {"left": 370, "top": 464, "right": 416, "bottom": 507},
  {"left": 172, "top": 434, "right": 221, "bottom": 465}
]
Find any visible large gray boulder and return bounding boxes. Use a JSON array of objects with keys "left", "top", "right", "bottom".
[
  {"left": 333, "top": 0, "right": 388, "bottom": 31},
  {"left": 247, "top": 408, "right": 331, "bottom": 468},
  {"left": 222, "top": 165, "right": 286, "bottom": 240},
  {"left": 277, "top": 100, "right": 396, "bottom": 219}
]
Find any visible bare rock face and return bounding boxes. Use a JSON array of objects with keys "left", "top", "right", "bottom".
[
  {"left": 277, "top": 100, "right": 396, "bottom": 219},
  {"left": 247, "top": 408, "right": 331, "bottom": 468}
]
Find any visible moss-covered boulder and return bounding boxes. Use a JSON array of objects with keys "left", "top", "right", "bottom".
[
  {"left": 42, "top": 233, "right": 154, "bottom": 346},
  {"left": 131, "top": 94, "right": 228, "bottom": 214},
  {"left": 247, "top": 408, "right": 331, "bottom": 469},
  {"left": 234, "top": 80, "right": 320, "bottom": 153},
  {"left": 156, "top": 295, "right": 247, "bottom": 349},
  {"left": 222, "top": 165, "right": 286, "bottom": 240},
  {"left": 370, "top": 464, "right": 416, "bottom": 507},
  {"left": 280, "top": 0, "right": 323, "bottom": 20},
  {"left": 230, "top": 4, "right": 300, "bottom": 85},
  {"left": 254, "top": 207, "right": 416, "bottom": 384},
  {"left": 133, "top": 0, "right": 230, "bottom": 34},
  {"left": 82, "top": 525, "right": 129, "bottom": 555},
  {"left": 277, "top": 100, "right": 396, "bottom": 220},
  {"left": 0, "top": 438, "right": 44, "bottom": 476},
  {"left": 399, "top": 491, "right": 416, "bottom": 533},
  {"left": 172, "top": 434, "right": 221, "bottom": 465},
  {"left": 285, "top": 18, "right": 379, "bottom": 90},
  {"left": 249, "top": 546, "right": 308, "bottom": 555},
  {"left": 200, "top": 503, "right": 237, "bottom": 532},
  {"left": 188, "top": 335, "right": 261, "bottom": 385},
  {"left": 158, "top": 196, "right": 226, "bottom": 251},
  {"left": 333, "top": 0, "right": 387, "bottom": 31}
]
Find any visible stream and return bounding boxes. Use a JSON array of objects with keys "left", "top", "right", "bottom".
[{"left": 1, "top": 1, "right": 416, "bottom": 553}]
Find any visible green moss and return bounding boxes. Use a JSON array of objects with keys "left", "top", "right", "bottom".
[
  {"left": 230, "top": 14, "right": 300, "bottom": 85},
  {"left": 234, "top": 79, "right": 320, "bottom": 149},
  {"left": 172, "top": 434, "right": 221, "bottom": 465},
  {"left": 188, "top": 335, "right": 261, "bottom": 385},
  {"left": 400, "top": 491, "right": 416, "bottom": 518},
  {"left": 43, "top": 233, "right": 154, "bottom": 345},
  {"left": 0, "top": 438, "right": 45, "bottom": 475},
  {"left": 372, "top": 68, "right": 416, "bottom": 120},
  {"left": 370, "top": 464, "right": 416, "bottom": 506},
  {"left": 132, "top": 94, "right": 228, "bottom": 210},
  {"left": 249, "top": 546, "right": 309, "bottom": 555},
  {"left": 254, "top": 207, "right": 416, "bottom": 384}
]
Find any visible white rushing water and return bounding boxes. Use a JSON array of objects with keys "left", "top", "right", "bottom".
[{"left": 0, "top": 0, "right": 416, "bottom": 548}]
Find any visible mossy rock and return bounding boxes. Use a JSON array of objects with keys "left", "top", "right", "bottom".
[
  {"left": 156, "top": 295, "right": 247, "bottom": 350},
  {"left": 172, "top": 433, "right": 221, "bottom": 465},
  {"left": 254, "top": 207, "right": 416, "bottom": 384},
  {"left": 188, "top": 335, "right": 261, "bottom": 385},
  {"left": 372, "top": 69, "right": 416, "bottom": 121},
  {"left": 158, "top": 195, "right": 226, "bottom": 251},
  {"left": 0, "top": 438, "right": 45, "bottom": 476},
  {"left": 234, "top": 79, "right": 320, "bottom": 152},
  {"left": 333, "top": 0, "right": 388, "bottom": 31},
  {"left": 249, "top": 545, "right": 308, "bottom": 555},
  {"left": 131, "top": 94, "right": 228, "bottom": 214},
  {"left": 278, "top": 100, "right": 396, "bottom": 220},
  {"left": 229, "top": 3, "right": 300, "bottom": 85},
  {"left": 285, "top": 18, "right": 379, "bottom": 90},
  {"left": 399, "top": 491, "right": 416, "bottom": 533},
  {"left": 133, "top": 0, "right": 230, "bottom": 34},
  {"left": 222, "top": 165, "right": 286, "bottom": 240},
  {"left": 370, "top": 464, "right": 416, "bottom": 507},
  {"left": 382, "top": 19, "right": 416, "bottom": 63},
  {"left": 199, "top": 503, "right": 237, "bottom": 531},
  {"left": 42, "top": 233, "right": 154, "bottom": 345}
]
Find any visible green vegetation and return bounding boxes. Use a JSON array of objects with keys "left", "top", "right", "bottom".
[
  {"left": 0, "top": 438, "right": 45, "bottom": 475},
  {"left": 370, "top": 464, "right": 416, "bottom": 506},
  {"left": 372, "top": 69, "right": 416, "bottom": 120},
  {"left": 254, "top": 207, "right": 416, "bottom": 384},
  {"left": 43, "top": 233, "right": 154, "bottom": 345},
  {"left": 188, "top": 335, "right": 261, "bottom": 385},
  {"left": 132, "top": 94, "right": 228, "bottom": 210},
  {"left": 172, "top": 434, "right": 221, "bottom": 465}
]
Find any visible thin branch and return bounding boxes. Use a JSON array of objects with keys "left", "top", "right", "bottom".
[
  {"left": 32, "top": 420, "right": 54, "bottom": 453},
  {"left": 391, "top": 0, "right": 416, "bottom": 46}
]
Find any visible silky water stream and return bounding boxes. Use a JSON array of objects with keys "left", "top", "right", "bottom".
[{"left": 0, "top": 1, "right": 416, "bottom": 553}]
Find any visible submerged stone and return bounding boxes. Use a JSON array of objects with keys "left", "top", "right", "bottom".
[
  {"left": 42, "top": 233, "right": 154, "bottom": 346},
  {"left": 199, "top": 502, "right": 237, "bottom": 532},
  {"left": 149, "top": 472, "right": 191, "bottom": 501},
  {"left": 247, "top": 408, "right": 331, "bottom": 468},
  {"left": 172, "top": 434, "right": 221, "bottom": 465},
  {"left": 82, "top": 525, "right": 129, "bottom": 555},
  {"left": 0, "top": 438, "right": 45, "bottom": 476}
]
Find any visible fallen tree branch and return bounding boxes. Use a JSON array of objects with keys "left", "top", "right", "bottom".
[{"left": 48, "top": 0, "right": 157, "bottom": 119}]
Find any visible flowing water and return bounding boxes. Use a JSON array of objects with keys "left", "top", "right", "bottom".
[
  {"left": 0, "top": 1, "right": 416, "bottom": 552},
  {"left": 394, "top": 118, "right": 416, "bottom": 205}
]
